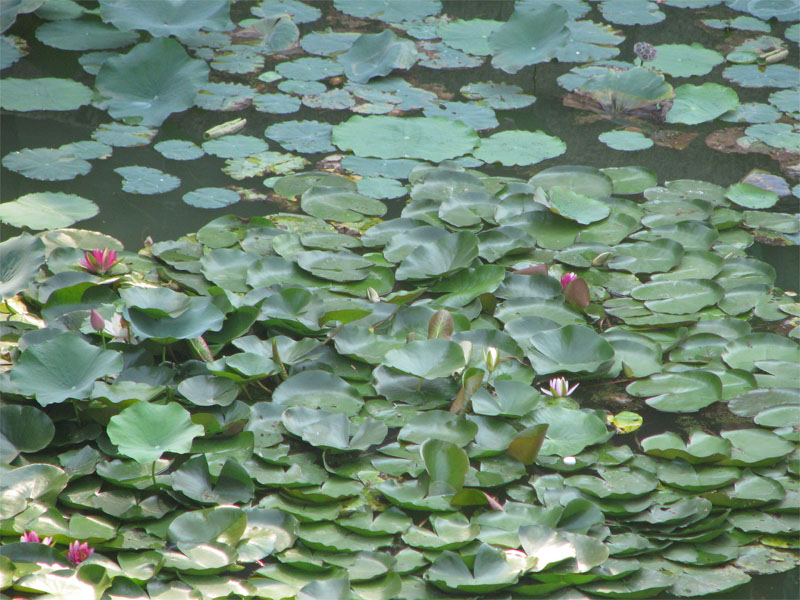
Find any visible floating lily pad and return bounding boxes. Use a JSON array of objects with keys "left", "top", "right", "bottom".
[
  {"left": 96, "top": 38, "right": 210, "bottom": 126},
  {"left": 333, "top": 0, "right": 442, "bottom": 23},
  {"left": 723, "top": 64, "right": 800, "bottom": 88},
  {"left": 338, "top": 30, "right": 417, "bottom": 83},
  {"left": 0, "top": 77, "right": 92, "bottom": 111},
  {"left": 115, "top": 166, "right": 180, "bottom": 194},
  {"left": 648, "top": 43, "right": 723, "bottom": 77},
  {"left": 183, "top": 187, "right": 240, "bottom": 209},
  {"left": 474, "top": 130, "right": 566, "bottom": 166},
  {"left": 627, "top": 371, "right": 723, "bottom": 412},
  {"left": 599, "top": 130, "right": 654, "bottom": 151},
  {"left": 600, "top": 0, "right": 664, "bottom": 25},
  {"left": 154, "top": 139, "right": 204, "bottom": 160},
  {"left": 0, "top": 192, "right": 98, "bottom": 229},
  {"left": 2, "top": 147, "right": 91, "bottom": 181},
  {"left": 333, "top": 115, "right": 477, "bottom": 161},
  {"left": 488, "top": 4, "right": 570, "bottom": 73},
  {"left": 92, "top": 122, "right": 157, "bottom": 147},
  {"left": 35, "top": 18, "right": 139, "bottom": 50},
  {"left": 666, "top": 83, "right": 739, "bottom": 125},
  {"left": 265, "top": 120, "right": 334, "bottom": 153}
]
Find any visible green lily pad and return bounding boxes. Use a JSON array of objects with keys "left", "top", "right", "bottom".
[
  {"left": 0, "top": 233, "right": 46, "bottom": 299},
  {"left": 265, "top": 120, "right": 334, "bottom": 153},
  {"left": 598, "top": 130, "right": 653, "bottom": 151},
  {"left": 607, "top": 239, "right": 684, "bottom": 274},
  {"left": 0, "top": 404, "right": 54, "bottom": 463},
  {"left": 473, "top": 130, "right": 566, "bottom": 166},
  {"left": 301, "top": 186, "right": 386, "bottom": 222},
  {"left": 96, "top": 38, "right": 209, "bottom": 126},
  {"left": 719, "top": 429, "right": 794, "bottom": 467},
  {"left": 723, "top": 64, "right": 800, "bottom": 88},
  {"left": 273, "top": 370, "right": 362, "bottom": 415},
  {"left": 395, "top": 231, "right": 478, "bottom": 280},
  {"left": 10, "top": 332, "right": 124, "bottom": 406},
  {"left": 725, "top": 182, "right": 780, "bottom": 209},
  {"left": 115, "top": 166, "right": 180, "bottom": 195},
  {"left": 627, "top": 371, "right": 723, "bottom": 412},
  {"left": 524, "top": 406, "right": 610, "bottom": 456},
  {"left": 548, "top": 186, "right": 611, "bottom": 224},
  {"left": 666, "top": 83, "right": 739, "bottom": 125},
  {"left": 2, "top": 147, "right": 91, "bottom": 181},
  {"left": 488, "top": 4, "right": 569, "bottom": 73},
  {"left": 425, "top": 543, "right": 526, "bottom": 593},
  {"left": 108, "top": 401, "right": 204, "bottom": 463},
  {"left": 648, "top": 43, "right": 723, "bottom": 77},
  {"left": 100, "top": 0, "right": 232, "bottom": 37},
  {"left": 631, "top": 279, "right": 724, "bottom": 314},
  {"left": 600, "top": 0, "right": 664, "bottom": 25},
  {"left": 333, "top": 115, "right": 478, "bottom": 161},
  {"left": 0, "top": 77, "right": 92, "bottom": 111},
  {"left": 338, "top": 30, "right": 417, "bottom": 83},
  {"left": 522, "top": 324, "right": 616, "bottom": 375}
]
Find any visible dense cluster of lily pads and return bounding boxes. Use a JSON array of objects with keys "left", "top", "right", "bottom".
[{"left": 1, "top": 0, "right": 799, "bottom": 599}]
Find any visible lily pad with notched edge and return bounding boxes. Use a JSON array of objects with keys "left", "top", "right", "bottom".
[{"left": 0, "top": 192, "right": 98, "bottom": 230}]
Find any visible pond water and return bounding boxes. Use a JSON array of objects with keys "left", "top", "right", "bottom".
[{"left": 1, "top": 1, "right": 799, "bottom": 599}]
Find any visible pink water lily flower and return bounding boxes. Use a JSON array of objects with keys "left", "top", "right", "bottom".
[
  {"left": 67, "top": 540, "right": 94, "bottom": 565},
  {"left": 79, "top": 249, "right": 120, "bottom": 275},
  {"left": 541, "top": 377, "right": 579, "bottom": 398},
  {"left": 20, "top": 531, "right": 52, "bottom": 545},
  {"left": 560, "top": 272, "right": 578, "bottom": 289}
]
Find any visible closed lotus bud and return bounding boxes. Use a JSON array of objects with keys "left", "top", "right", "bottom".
[
  {"left": 90, "top": 309, "right": 105, "bottom": 332},
  {"left": 484, "top": 346, "right": 499, "bottom": 373},
  {"left": 366, "top": 287, "right": 380, "bottom": 303}
]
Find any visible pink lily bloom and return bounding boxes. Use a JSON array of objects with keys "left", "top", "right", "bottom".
[
  {"left": 67, "top": 540, "right": 94, "bottom": 565},
  {"left": 79, "top": 249, "right": 120, "bottom": 275},
  {"left": 541, "top": 377, "right": 579, "bottom": 398},
  {"left": 20, "top": 531, "right": 52, "bottom": 545},
  {"left": 560, "top": 272, "right": 578, "bottom": 289}
]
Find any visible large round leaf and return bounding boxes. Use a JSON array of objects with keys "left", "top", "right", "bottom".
[
  {"left": 0, "top": 192, "right": 97, "bottom": 230},
  {"left": 524, "top": 406, "right": 609, "bottom": 456},
  {"left": 607, "top": 239, "right": 684, "bottom": 274},
  {"left": 396, "top": 231, "right": 478, "bottom": 280},
  {"left": 548, "top": 186, "right": 611, "bottom": 224},
  {"left": 473, "top": 130, "right": 566, "bottom": 166},
  {"left": 626, "top": 371, "right": 723, "bottom": 412},
  {"left": 523, "top": 324, "right": 615, "bottom": 375},
  {"left": 301, "top": 186, "right": 386, "bottom": 222},
  {"left": 384, "top": 339, "right": 465, "bottom": 380},
  {"left": 631, "top": 279, "right": 724, "bottom": 314},
  {"left": 721, "top": 333, "right": 800, "bottom": 371},
  {"left": 332, "top": 116, "right": 479, "bottom": 161},
  {"left": 648, "top": 43, "right": 724, "bottom": 77},
  {"left": 10, "top": 332, "right": 124, "bottom": 406},
  {"left": 107, "top": 401, "right": 204, "bottom": 463},
  {"left": 0, "top": 405, "right": 54, "bottom": 463},
  {"left": 0, "top": 233, "right": 45, "bottom": 299},
  {"left": 666, "top": 83, "right": 739, "bottom": 125},
  {"left": 0, "top": 77, "right": 92, "bottom": 111},
  {"left": 338, "top": 30, "right": 417, "bottom": 83},
  {"left": 488, "top": 4, "right": 570, "bottom": 73},
  {"left": 3, "top": 147, "right": 91, "bottom": 181},
  {"left": 96, "top": 38, "right": 210, "bottom": 126},
  {"left": 272, "top": 370, "right": 362, "bottom": 415},
  {"left": 100, "top": 0, "right": 233, "bottom": 37}
]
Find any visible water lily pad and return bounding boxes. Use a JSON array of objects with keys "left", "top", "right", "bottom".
[
  {"left": 460, "top": 81, "right": 536, "bottom": 109},
  {"left": 437, "top": 18, "right": 500, "bottom": 56},
  {"left": 0, "top": 233, "right": 45, "bottom": 299},
  {"left": 265, "top": 120, "right": 334, "bottom": 153},
  {"left": 0, "top": 192, "right": 97, "bottom": 229},
  {"left": 338, "top": 29, "right": 417, "bottom": 83},
  {"left": 35, "top": 18, "right": 139, "bottom": 50},
  {"left": 92, "top": 122, "right": 157, "bottom": 147},
  {"left": 548, "top": 187, "right": 611, "bottom": 224},
  {"left": 154, "top": 139, "right": 204, "bottom": 160},
  {"left": 648, "top": 43, "right": 723, "bottom": 77},
  {"left": 2, "top": 147, "right": 91, "bottom": 181},
  {"left": 96, "top": 38, "right": 209, "bottom": 126},
  {"left": 425, "top": 543, "right": 525, "bottom": 593},
  {"left": 666, "top": 83, "right": 739, "bottom": 125},
  {"left": 599, "top": 130, "right": 654, "bottom": 151},
  {"left": 0, "top": 404, "right": 54, "bottom": 463},
  {"left": 474, "top": 130, "right": 566, "bottom": 166},
  {"left": 627, "top": 371, "right": 723, "bottom": 412},
  {"left": 301, "top": 186, "right": 386, "bottom": 221},
  {"left": 488, "top": 4, "right": 570, "bottom": 73},
  {"left": 115, "top": 166, "right": 180, "bottom": 194},
  {"left": 522, "top": 324, "right": 615, "bottom": 374},
  {"left": 254, "top": 0, "right": 321, "bottom": 23},
  {"left": 600, "top": 0, "right": 664, "bottom": 25},
  {"left": 100, "top": 0, "right": 233, "bottom": 37},
  {"left": 395, "top": 230, "right": 478, "bottom": 280},
  {"left": 743, "top": 122, "right": 800, "bottom": 152},
  {"left": 10, "top": 332, "right": 123, "bottom": 406},
  {"left": 0, "top": 77, "right": 92, "bottom": 111},
  {"left": 183, "top": 187, "right": 240, "bottom": 209},
  {"left": 333, "top": 115, "right": 477, "bottom": 161},
  {"left": 723, "top": 64, "right": 800, "bottom": 88},
  {"left": 253, "top": 92, "right": 301, "bottom": 114}
]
